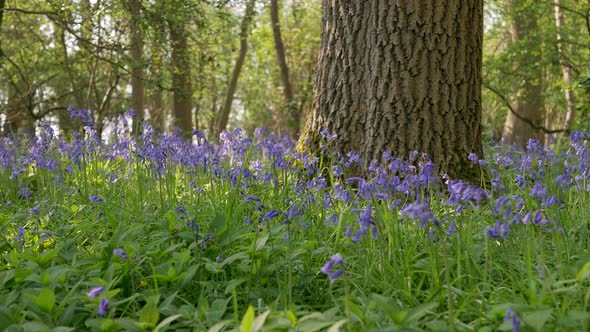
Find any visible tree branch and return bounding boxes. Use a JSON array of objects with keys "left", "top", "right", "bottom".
[{"left": 483, "top": 83, "right": 570, "bottom": 134}]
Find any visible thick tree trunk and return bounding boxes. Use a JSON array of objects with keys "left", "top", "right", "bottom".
[
  {"left": 169, "top": 20, "right": 193, "bottom": 137},
  {"left": 299, "top": 1, "right": 485, "bottom": 184},
  {"left": 214, "top": 0, "right": 256, "bottom": 138},
  {"left": 128, "top": 0, "right": 145, "bottom": 131},
  {"left": 270, "top": 0, "right": 297, "bottom": 136},
  {"left": 502, "top": 0, "right": 545, "bottom": 148},
  {"left": 554, "top": 0, "right": 576, "bottom": 131}
]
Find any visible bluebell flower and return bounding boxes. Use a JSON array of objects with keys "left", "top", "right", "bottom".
[
  {"left": 175, "top": 205, "right": 186, "bottom": 214},
  {"left": 86, "top": 287, "right": 104, "bottom": 300},
  {"left": 124, "top": 109, "right": 137, "bottom": 118},
  {"left": 216, "top": 253, "right": 222, "bottom": 262},
  {"left": 97, "top": 297, "right": 109, "bottom": 317},
  {"left": 14, "top": 225, "right": 25, "bottom": 242},
  {"left": 264, "top": 209, "right": 280, "bottom": 221},
  {"left": 320, "top": 253, "right": 344, "bottom": 280},
  {"left": 89, "top": 195, "right": 103, "bottom": 203},
  {"left": 504, "top": 308, "right": 521, "bottom": 332},
  {"left": 344, "top": 225, "right": 352, "bottom": 238},
  {"left": 113, "top": 248, "right": 128, "bottom": 259},
  {"left": 446, "top": 222, "right": 456, "bottom": 236}
]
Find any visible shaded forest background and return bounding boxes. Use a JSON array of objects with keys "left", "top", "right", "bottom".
[{"left": 1, "top": 0, "right": 589, "bottom": 145}]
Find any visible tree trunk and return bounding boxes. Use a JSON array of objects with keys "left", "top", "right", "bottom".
[
  {"left": 149, "top": 89, "right": 165, "bottom": 133},
  {"left": 214, "top": 0, "right": 256, "bottom": 138},
  {"left": 270, "top": 0, "right": 297, "bottom": 136},
  {"left": 298, "top": 1, "right": 485, "bottom": 184},
  {"left": 554, "top": 0, "right": 576, "bottom": 132},
  {"left": 502, "top": 0, "right": 545, "bottom": 148},
  {"left": 169, "top": 19, "right": 193, "bottom": 137},
  {"left": 128, "top": 0, "right": 145, "bottom": 132}
]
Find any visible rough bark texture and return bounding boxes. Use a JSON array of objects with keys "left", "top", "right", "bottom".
[
  {"left": 169, "top": 20, "right": 193, "bottom": 137},
  {"left": 215, "top": 0, "right": 256, "bottom": 138},
  {"left": 502, "top": 0, "right": 545, "bottom": 148},
  {"left": 128, "top": 0, "right": 145, "bottom": 130},
  {"left": 554, "top": 0, "right": 576, "bottom": 131},
  {"left": 299, "top": 0, "right": 485, "bottom": 184},
  {"left": 270, "top": 0, "right": 298, "bottom": 136}
]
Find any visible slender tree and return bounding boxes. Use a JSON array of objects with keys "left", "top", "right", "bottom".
[
  {"left": 270, "top": 0, "right": 297, "bottom": 136},
  {"left": 554, "top": 0, "right": 576, "bottom": 132},
  {"left": 214, "top": 0, "right": 256, "bottom": 137},
  {"left": 502, "top": 0, "right": 545, "bottom": 148},
  {"left": 128, "top": 0, "right": 145, "bottom": 130},
  {"left": 299, "top": 1, "right": 486, "bottom": 184},
  {"left": 168, "top": 2, "right": 193, "bottom": 137}
]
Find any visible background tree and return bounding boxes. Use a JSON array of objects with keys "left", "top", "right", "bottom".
[
  {"left": 299, "top": 1, "right": 486, "bottom": 183},
  {"left": 214, "top": 0, "right": 256, "bottom": 138}
]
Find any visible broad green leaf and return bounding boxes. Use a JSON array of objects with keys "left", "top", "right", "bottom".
[
  {"left": 208, "top": 320, "right": 230, "bottom": 332},
  {"left": 154, "top": 314, "right": 182, "bottom": 332},
  {"left": 225, "top": 278, "right": 248, "bottom": 294},
  {"left": 405, "top": 302, "right": 438, "bottom": 323},
  {"left": 576, "top": 262, "right": 590, "bottom": 282},
  {"left": 241, "top": 305, "right": 255, "bottom": 332},
  {"left": 139, "top": 295, "right": 160, "bottom": 327},
  {"left": 327, "top": 319, "right": 347, "bottom": 332},
  {"left": 252, "top": 309, "right": 270, "bottom": 331},
  {"left": 255, "top": 232, "right": 269, "bottom": 251},
  {"left": 211, "top": 214, "right": 227, "bottom": 236},
  {"left": 29, "top": 288, "right": 55, "bottom": 313},
  {"left": 522, "top": 309, "right": 553, "bottom": 332}
]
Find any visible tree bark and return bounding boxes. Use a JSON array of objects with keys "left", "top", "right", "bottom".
[
  {"left": 502, "top": 0, "right": 545, "bottom": 148},
  {"left": 270, "top": 0, "right": 297, "bottom": 136},
  {"left": 298, "top": 1, "right": 485, "bottom": 184},
  {"left": 554, "top": 0, "right": 576, "bottom": 132},
  {"left": 214, "top": 0, "right": 256, "bottom": 138},
  {"left": 128, "top": 0, "right": 145, "bottom": 131},
  {"left": 169, "top": 19, "right": 193, "bottom": 137}
]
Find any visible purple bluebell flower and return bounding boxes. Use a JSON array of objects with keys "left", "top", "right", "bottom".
[
  {"left": 97, "top": 297, "right": 109, "bottom": 317},
  {"left": 504, "top": 308, "right": 521, "bottom": 332},
  {"left": 86, "top": 287, "right": 104, "bottom": 300},
  {"left": 14, "top": 225, "right": 25, "bottom": 242},
  {"left": 301, "top": 221, "right": 308, "bottom": 229},
  {"left": 321, "top": 253, "right": 345, "bottom": 280},
  {"left": 124, "top": 109, "right": 137, "bottom": 118},
  {"left": 89, "top": 195, "right": 103, "bottom": 203},
  {"left": 113, "top": 248, "right": 128, "bottom": 259},
  {"left": 264, "top": 209, "right": 280, "bottom": 221},
  {"left": 174, "top": 205, "right": 186, "bottom": 214},
  {"left": 530, "top": 182, "right": 547, "bottom": 199},
  {"left": 352, "top": 230, "right": 362, "bottom": 242},
  {"left": 216, "top": 253, "right": 222, "bottom": 262},
  {"left": 344, "top": 225, "right": 352, "bottom": 238},
  {"left": 486, "top": 220, "right": 508, "bottom": 239},
  {"left": 446, "top": 222, "right": 456, "bottom": 236}
]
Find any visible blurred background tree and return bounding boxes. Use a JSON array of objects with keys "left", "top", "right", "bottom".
[{"left": 0, "top": 0, "right": 588, "bottom": 145}]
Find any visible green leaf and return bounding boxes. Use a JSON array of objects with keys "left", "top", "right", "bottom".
[
  {"left": 211, "top": 214, "right": 227, "bottom": 236},
  {"left": 139, "top": 295, "right": 160, "bottom": 327},
  {"left": 522, "top": 309, "right": 553, "bottom": 332},
  {"left": 241, "top": 306, "right": 255, "bottom": 332},
  {"left": 208, "top": 320, "right": 230, "bottom": 332},
  {"left": 327, "top": 319, "right": 347, "bottom": 332},
  {"left": 154, "top": 314, "right": 182, "bottom": 332},
  {"left": 405, "top": 302, "right": 438, "bottom": 323},
  {"left": 255, "top": 232, "right": 269, "bottom": 251},
  {"left": 29, "top": 288, "right": 55, "bottom": 313},
  {"left": 252, "top": 309, "right": 270, "bottom": 331},
  {"left": 576, "top": 262, "right": 590, "bottom": 282},
  {"left": 224, "top": 277, "right": 248, "bottom": 294}
]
